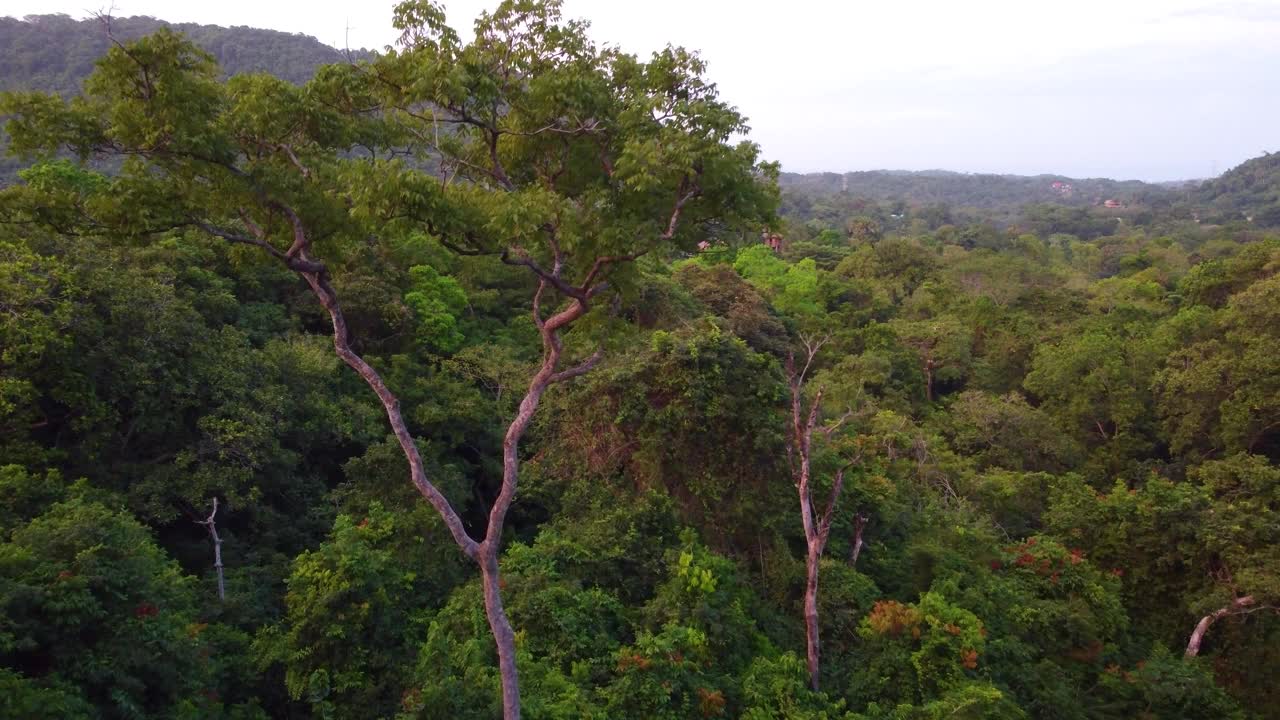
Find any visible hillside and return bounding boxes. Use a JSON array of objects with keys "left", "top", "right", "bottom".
[
  {"left": 779, "top": 169, "right": 1173, "bottom": 210},
  {"left": 0, "top": 14, "right": 374, "bottom": 183},
  {"left": 0, "top": 14, "right": 370, "bottom": 94},
  {"left": 6, "top": 15, "right": 1272, "bottom": 228},
  {"left": 780, "top": 158, "right": 1280, "bottom": 233},
  {"left": 1190, "top": 151, "right": 1280, "bottom": 226}
]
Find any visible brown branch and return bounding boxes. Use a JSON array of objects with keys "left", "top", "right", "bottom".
[
  {"left": 816, "top": 463, "right": 849, "bottom": 550},
  {"left": 277, "top": 204, "right": 310, "bottom": 258},
  {"left": 277, "top": 144, "right": 311, "bottom": 179},
  {"left": 486, "top": 129, "right": 515, "bottom": 191},
  {"left": 194, "top": 213, "right": 480, "bottom": 561},
  {"left": 236, "top": 209, "right": 267, "bottom": 240},
  {"left": 548, "top": 349, "right": 604, "bottom": 384},
  {"left": 501, "top": 248, "right": 587, "bottom": 301},
  {"left": 806, "top": 388, "right": 824, "bottom": 438},
  {"left": 663, "top": 180, "right": 701, "bottom": 241},
  {"left": 193, "top": 221, "right": 286, "bottom": 260},
  {"left": 850, "top": 513, "right": 868, "bottom": 567},
  {"left": 530, "top": 279, "right": 548, "bottom": 330}
]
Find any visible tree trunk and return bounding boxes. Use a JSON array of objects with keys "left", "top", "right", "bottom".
[
  {"left": 198, "top": 498, "right": 226, "bottom": 601},
  {"left": 1186, "top": 595, "right": 1254, "bottom": 658},
  {"left": 198, "top": 172, "right": 627, "bottom": 720},
  {"left": 924, "top": 360, "right": 935, "bottom": 402},
  {"left": 787, "top": 341, "right": 851, "bottom": 693},
  {"left": 211, "top": 525, "right": 225, "bottom": 601},
  {"left": 804, "top": 544, "right": 822, "bottom": 690},
  {"left": 470, "top": 284, "right": 597, "bottom": 720},
  {"left": 480, "top": 551, "right": 521, "bottom": 719},
  {"left": 850, "top": 513, "right": 867, "bottom": 567}
]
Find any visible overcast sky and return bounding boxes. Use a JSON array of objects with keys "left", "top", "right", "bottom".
[{"left": 7, "top": 0, "right": 1279, "bottom": 180}]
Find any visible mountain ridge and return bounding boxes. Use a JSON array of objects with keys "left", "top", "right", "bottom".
[{"left": 2, "top": 14, "right": 1277, "bottom": 224}]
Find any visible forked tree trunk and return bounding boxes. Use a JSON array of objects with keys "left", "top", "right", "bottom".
[
  {"left": 786, "top": 339, "right": 853, "bottom": 692},
  {"left": 203, "top": 175, "right": 690, "bottom": 720}
]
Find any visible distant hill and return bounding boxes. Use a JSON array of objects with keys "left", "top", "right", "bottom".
[
  {"left": 0, "top": 13, "right": 371, "bottom": 96},
  {"left": 3, "top": 14, "right": 1277, "bottom": 230},
  {"left": 778, "top": 169, "right": 1172, "bottom": 211},
  {"left": 1190, "top": 152, "right": 1280, "bottom": 227},
  {"left": 0, "top": 14, "right": 375, "bottom": 183}
]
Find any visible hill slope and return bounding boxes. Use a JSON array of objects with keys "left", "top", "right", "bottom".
[
  {"left": 1190, "top": 151, "right": 1280, "bottom": 226},
  {"left": 0, "top": 13, "right": 369, "bottom": 95},
  {"left": 3, "top": 14, "right": 1275, "bottom": 228},
  {"left": 779, "top": 169, "right": 1171, "bottom": 211}
]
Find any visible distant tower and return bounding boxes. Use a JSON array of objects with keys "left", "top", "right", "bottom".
[{"left": 841, "top": 175, "right": 848, "bottom": 193}]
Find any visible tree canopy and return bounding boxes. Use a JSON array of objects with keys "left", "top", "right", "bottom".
[{"left": 0, "top": 2, "right": 1278, "bottom": 718}]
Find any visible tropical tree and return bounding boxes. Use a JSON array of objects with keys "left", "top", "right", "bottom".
[
  {"left": 785, "top": 336, "right": 861, "bottom": 689},
  {"left": 1, "top": 3, "right": 776, "bottom": 716}
]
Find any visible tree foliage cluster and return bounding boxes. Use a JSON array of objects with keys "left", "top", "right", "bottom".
[{"left": 1, "top": 3, "right": 1278, "bottom": 718}]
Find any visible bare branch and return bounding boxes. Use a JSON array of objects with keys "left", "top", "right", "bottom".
[
  {"left": 277, "top": 144, "right": 311, "bottom": 179},
  {"left": 237, "top": 209, "right": 267, "bottom": 240},
  {"left": 193, "top": 221, "right": 286, "bottom": 260},
  {"left": 501, "top": 247, "right": 587, "bottom": 301},
  {"left": 805, "top": 387, "right": 825, "bottom": 440},
  {"left": 277, "top": 204, "right": 310, "bottom": 258},
  {"left": 531, "top": 279, "right": 547, "bottom": 330},
  {"left": 818, "top": 406, "right": 858, "bottom": 439},
  {"left": 197, "top": 205, "right": 481, "bottom": 561},
  {"left": 850, "top": 513, "right": 868, "bottom": 567},
  {"left": 194, "top": 497, "right": 226, "bottom": 601},
  {"left": 794, "top": 333, "right": 829, "bottom": 386},
  {"left": 662, "top": 180, "right": 701, "bottom": 241},
  {"left": 1185, "top": 595, "right": 1276, "bottom": 657},
  {"left": 816, "top": 463, "right": 848, "bottom": 547},
  {"left": 548, "top": 349, "right": 604, "bottom": 384}
]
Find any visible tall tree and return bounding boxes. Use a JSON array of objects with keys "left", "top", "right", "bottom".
[
  {"left": 1, "top": 3, "right": 776, "bottom": 717},
  {"left": 785, "top": 336, "right": 858, "bottom": 690},
  {"left": 368, "top": 3, "right": 776, "bottom": 715}
]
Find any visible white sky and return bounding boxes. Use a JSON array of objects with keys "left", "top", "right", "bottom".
[{"left": 5, "top": 0, "right": 1279, "bottom": 180}]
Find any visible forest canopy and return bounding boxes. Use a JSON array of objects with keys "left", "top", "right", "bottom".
[{"left": 0, "top": 2, "right": 1278, "bottom": 719}]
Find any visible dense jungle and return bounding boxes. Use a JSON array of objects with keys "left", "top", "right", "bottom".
[{"left": 1, "top": 4, "right": 1278, "bottom": 719}]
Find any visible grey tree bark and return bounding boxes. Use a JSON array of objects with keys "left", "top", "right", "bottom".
[
  {"left": 196, "top": 497, "right": 225, "bottom": 601},
  {"left": 786, "top": 337, "right": 858, "bottom": 691},
  {"left": 1185, "top": 595, "right": 1257, "bottom": 658}
]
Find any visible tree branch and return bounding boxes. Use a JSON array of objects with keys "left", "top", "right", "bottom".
[
  {"left": 1185, "top": 595, "right": 1275, "bottom": 657},
  {"left": 193, "top": 221, "right": 286, "bottom": 260},
  {"left": 195, "top": 211, "right": 480, "bottom": 560},
  {"left": 548, "top": 348, "right": 604, "bottom": 384},
  {"left": 501, "top": 247, "right": 587, "bottom": 301},
  {"left": 194, "top": 497, "right": 226, "bottom": 601}
]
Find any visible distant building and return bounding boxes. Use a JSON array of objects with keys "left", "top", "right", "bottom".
[
  {"left": 761, "top": 231, "right": 786, "bottom": 253},
  {"left": 1103, "top": 199, "right": 1122, "bottom": 208}
]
